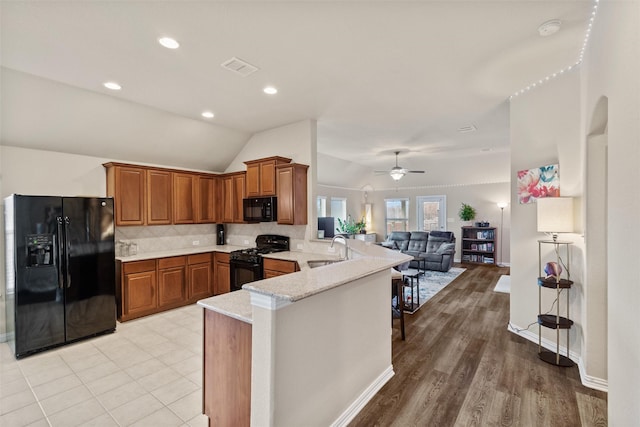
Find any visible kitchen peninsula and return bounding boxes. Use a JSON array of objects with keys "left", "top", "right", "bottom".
[{"left": 198, "top": 240, "right": 412, "bottom": 427}]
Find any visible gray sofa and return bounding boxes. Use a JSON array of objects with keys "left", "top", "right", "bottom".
[{"left": 381, "top": 230, "right": 456, "bottom": 272}]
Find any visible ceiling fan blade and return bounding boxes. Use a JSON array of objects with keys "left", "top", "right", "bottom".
[{"left": 406, "top": 170, "right": 425, "bottom": 174}]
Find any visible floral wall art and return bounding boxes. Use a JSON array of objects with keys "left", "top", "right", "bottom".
[{"left": 517, "top": 164, "right": 559, "bottom": 204}]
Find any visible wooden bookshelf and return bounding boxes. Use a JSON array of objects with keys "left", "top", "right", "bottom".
[{"left": 461, "top": 226, "right": 496, "bottom": 265}]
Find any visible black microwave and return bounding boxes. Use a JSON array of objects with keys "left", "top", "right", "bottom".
[{"left": 243, "top": 196, "right": 277, "bottom": 222}]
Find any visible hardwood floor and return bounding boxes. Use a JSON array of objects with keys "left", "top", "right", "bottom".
[{"left": 349, "top": 264, "right": 608, "bottom": 427}]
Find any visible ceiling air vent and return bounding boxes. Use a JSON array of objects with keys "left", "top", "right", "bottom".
[
  {"left": 221, "top": 57, "right": 259, "bottom": 77},
  {"left": 457, "top": 124, "right": 478, "bottom": 133}
]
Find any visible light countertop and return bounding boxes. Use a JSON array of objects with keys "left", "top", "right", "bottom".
[
  {"left": 115, "top": 244, "right": 247, "bottom": 262},
  {"left": 197, "top": 240, "right": 412, "bottom": 323}
]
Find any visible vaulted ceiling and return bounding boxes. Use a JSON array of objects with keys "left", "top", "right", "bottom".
[{"left": 1, "top": 1, "right": 593, "bottom": 179}]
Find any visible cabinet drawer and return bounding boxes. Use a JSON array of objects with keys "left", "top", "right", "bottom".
[
  {"left": 123, "top": 259, "right": 156, "bottom": 274},
  {"left": 189, "top": 252, "right": 211, "bottom": 265},
  {"left": 158, "top": 256, "right": 187, "bottom": 269},
  {"left": 263, "top": 258, "right": 298, "bottom": 273},
  {"left": 214, "top": 252, "right": 230, "bottom": 263}
]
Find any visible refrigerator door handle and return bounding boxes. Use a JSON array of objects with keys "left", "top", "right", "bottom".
[
  {"left": 56, "top": 216, "right": 65, "bottom": 289},
  {"left": 64, "top": 216, "right": 72, "bottom": 288}
]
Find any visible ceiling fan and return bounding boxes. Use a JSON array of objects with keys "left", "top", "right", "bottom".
[{"left": 374, "top": 151, "right": 425, "bottom": 181}]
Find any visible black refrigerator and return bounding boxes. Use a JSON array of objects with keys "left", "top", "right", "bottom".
[{"left": 4, "top": 195, "right": 116, "bottom": 358}]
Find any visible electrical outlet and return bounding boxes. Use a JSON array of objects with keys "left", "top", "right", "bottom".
[
  {"left": 192, "top": 240, "right": 200, "bottom": 246},
  {"left": 328, "top": 247, "right": 336, "bottom": 253},
  {"left": 244, "top": 240, "right": 250, "bottom": 245},
  {"left": 296, "top": 243, "right": 303, "bottom": 250}
]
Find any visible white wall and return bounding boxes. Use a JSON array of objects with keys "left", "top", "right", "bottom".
[
  {"left": 509, "top": 70, "right": 587, "bottom": 374},
  {"left": 585, "top": 1, "right": 640, "bottom": 422},
  {"left": 250, "top": 270, "right": 392, "bottom": 426},
  {"left": 225, "top": 120, "right": 317, "bottom": 243}
]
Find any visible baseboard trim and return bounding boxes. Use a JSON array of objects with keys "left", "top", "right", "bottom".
[
  {"left": 330, "top": 365, "right": 395, "bottom": 427},
  {"left": 0, "top": 332, "right": 7, "bottom": 343},
  {"left": 507, "top": 323, "right": 608, "bottom": 392}
]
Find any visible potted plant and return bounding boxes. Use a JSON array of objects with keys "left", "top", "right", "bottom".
[
  {"left": 336, "top": 215, "right": 366, "bottom": 237},
  {"left": 458, "top": 203, "right": 476, "bottom": 222}
]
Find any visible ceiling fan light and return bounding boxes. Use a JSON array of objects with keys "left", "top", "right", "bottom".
[{"left": 390, "top": 170, "right": 405, "bottom": 180}]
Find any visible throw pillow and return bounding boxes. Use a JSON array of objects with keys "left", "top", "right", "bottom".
[{"left": 436, "top": 242, "right": 456, "bottom": 254}]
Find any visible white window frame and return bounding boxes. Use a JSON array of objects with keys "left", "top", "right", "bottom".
[
  {"left": 330, "top": 197, "right": 347, "bottom": 222},
  {"left": 317, "top": 196, "right": 327, "bottom": 217},
  {"left": 384, "top": 198, "right": 410, "bottom": 235}
]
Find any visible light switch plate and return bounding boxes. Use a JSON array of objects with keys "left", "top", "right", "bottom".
[
  {"left": 192, "top": 240, "right": 200, "bottom": 246},
  {"left": 296, "top": 243, "right": 303, "bottom": 250}
]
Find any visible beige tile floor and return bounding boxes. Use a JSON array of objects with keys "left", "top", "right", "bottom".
[{"left": 0, "top": 304, "right": 208, "bottom": 427}]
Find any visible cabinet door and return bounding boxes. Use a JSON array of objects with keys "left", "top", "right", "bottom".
[
  {"left": 115, "top": 166, "right": 146, "bottom": 226},
  {"left": 245, "top": 163, "right": 261, "bottom": 197},
  {"left": 277, "top": 166, "right": 295, "bottom": 225},
  {"left": 259, "top": 160, "right": 277, "bottom": 196},
  {"left": 221, "top": 176, "right": 234, "bottom": 223},
  {"left": 147, "top": 169, "right": 172, "bottom": 225},
  {"left": 277, "top": 164, "right": 308, "bottom": 225},
  {"left": 233, "top": 174, "right": 246, "bottom": 223},
  {"left": 124, "top": 270, "right": 157, "bottom": 316},
  {"left": 174, "top": 173, "right": 197, "bottom": 224},
  {"left": 197, "top": 176, "right": 216, "bottom": 224},
  {"left": 158, "top": 266, "right": 186, "bottom": 308},
  {"left": 188, "top": 262, "right": 212, "bottom": 300},
  {"left": 214, "top": 253, "right": 230, "bottom": 295}
]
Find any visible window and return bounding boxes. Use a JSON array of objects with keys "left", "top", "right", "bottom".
[
  {"left": 317, "top": 196, "right": 327, "bottom": 217},
  {"left": 330, "top": 197, "right": 347, "bottom": 221},
  {"left": 385, "top": 198, "right": 409, "bottom": 235}
]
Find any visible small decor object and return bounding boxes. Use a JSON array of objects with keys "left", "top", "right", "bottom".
[
  {"left": 517, "top": 164, "right": 559, "bottom": 204},
  {"left": 458, "top": 203, "right": 476, "bottom": 222},
  {"left": 336, "top": 215, "right": 366, "bottom": 235},
  {"left": 544, "top": 261, "right": 562, "bottom": 279}
]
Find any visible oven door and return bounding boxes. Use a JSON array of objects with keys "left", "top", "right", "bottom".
[{"left": 230, "top": 259, "right": 264, "bottom": 292}]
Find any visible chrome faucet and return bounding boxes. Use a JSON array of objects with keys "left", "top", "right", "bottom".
[{"left": 330, "top": 235, "right": 350, "bottom": 260}]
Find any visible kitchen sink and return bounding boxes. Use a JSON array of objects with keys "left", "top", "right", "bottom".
[{"left": 307, "top": 259, "right": 344, "bottom": 269}]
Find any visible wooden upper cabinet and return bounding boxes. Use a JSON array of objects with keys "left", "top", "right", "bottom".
[
  {"left": 173, "top": 173, "right": 197, "bottom": 224},
  {"left": 233, "top": 173, "right": 246, "bottom": 223},
  {"left": 147, "top": 170, "right": 172, "bottom": 225},
  {"left": 197, "top": 175, "right": 218, "bottom": 224},
  {"left": 276, "top": 163, "right": 309, "bottom": 225},
  {"left": 105, "top": 164, "right": 146, "bottom": 226},
  {"left": 221, "top": 172, "right": 246, "bottom": 224},
  {"left": 244, "top": 156, "right": 292, "bottom": 197}
]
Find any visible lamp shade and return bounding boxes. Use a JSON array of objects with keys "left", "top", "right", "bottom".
[{"left": 537, "top": 197, "right": 574, "bottom": 234}]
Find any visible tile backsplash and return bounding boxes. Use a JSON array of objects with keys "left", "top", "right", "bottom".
[
  {"left": 115, "top": 223, "right": 309, "bottom": 255},
  {"left": 115, "top": 224, "right": 217, "bottom": 254}
]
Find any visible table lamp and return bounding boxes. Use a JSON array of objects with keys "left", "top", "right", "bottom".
[{"left": 537, "top": 197, "right": 574, "bottom": 241}]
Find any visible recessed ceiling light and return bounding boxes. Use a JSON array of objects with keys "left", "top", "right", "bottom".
[
  {"left": 201, "top": 111, "right": 214, "bottom": 119},
  {"left": 263, "top": 86, "right": 278, "bottom": 95},
  {"left": 158, "top": 37, "right": 180, "bottom": 49},
  {"left": 538, "top": 19, "right": 562, "bottom": 37},
  {"left": 103, "top": 82, "right": 122, "bottom": 91}
]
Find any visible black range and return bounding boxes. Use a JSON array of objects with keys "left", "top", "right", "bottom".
[{"left": 229, "top": 234, "right": 290, "bottom": 292}]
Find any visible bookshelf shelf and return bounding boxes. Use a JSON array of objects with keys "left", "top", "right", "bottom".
[{"left": 461, "top": 226, "right": 496, "bottom": 265}]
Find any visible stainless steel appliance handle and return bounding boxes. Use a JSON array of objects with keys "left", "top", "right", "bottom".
[
  {"left": 64, "top": 216, "right": 71, "bottom": 288},
  {"left": 56, "top": 216, "right": 65, "bottom": 289}
]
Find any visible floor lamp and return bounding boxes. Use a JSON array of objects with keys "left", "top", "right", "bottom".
[{"left": 497, "top": 202, "right": 508, "bottom": 267}]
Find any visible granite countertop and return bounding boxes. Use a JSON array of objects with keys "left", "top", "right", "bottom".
[
  {"left": 198, "top": 240, "right": 412, "bottom": 322},
  {"left": 115, "top": 244, "right": 247, "bottom": 262},
  {"left": 198, "top": 290, "right": 253, "bottom": 324}
]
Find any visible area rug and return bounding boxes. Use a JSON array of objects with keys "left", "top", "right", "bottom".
[
  {"left": 401, "top": 267, "right": 466, "bottom": 314},
  {"left": 494, "top": 275, "right": 511, "bottom": 293}
]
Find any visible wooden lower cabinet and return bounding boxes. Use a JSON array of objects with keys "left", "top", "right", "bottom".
[
  {"left": 263, "top": 258, "right": 299, "bottom": 279},
  {"left": 203, "top": 310, "right": 252, "bottom": 427},
  {"left": 158, "top": 256, "right": 187, "bottom": 310},
  {"left": 188, "top": 253, "right": 212, "bottom": 302},
  {"left": 118, "top": 251, "right": 219, "bottom": 322},
  {"left": 119, "top": 260, "right": 157, "bottom": 321},
  {"left": 214, "top": 252, "right": 231, "bottom": 295}
]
